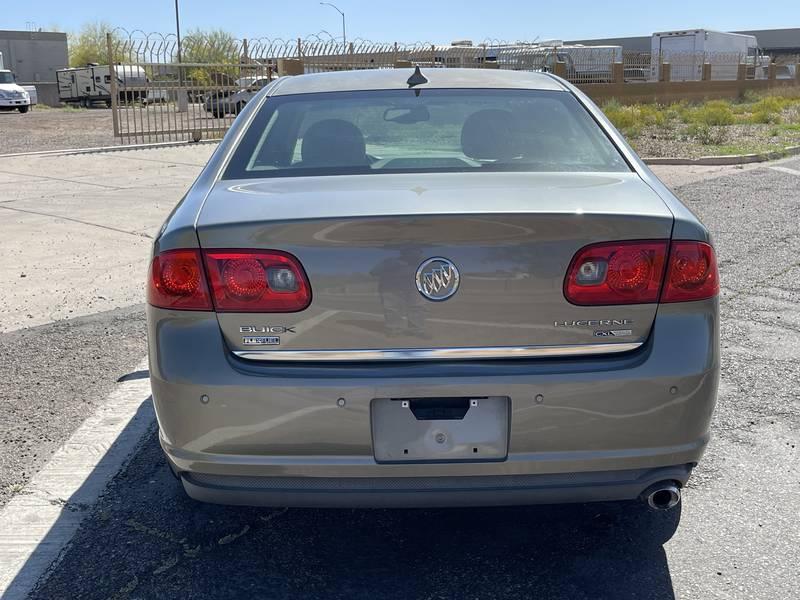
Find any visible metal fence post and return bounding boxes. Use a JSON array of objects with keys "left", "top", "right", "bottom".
[
  {"left": 612, "top": 62, "right": 624, "bottom": 84},
  {"left": 660, "top": 62, "right": 671, "bottom": 83},
  {"left": 106, "top": 32, "right": 120, "bottom": 138}
]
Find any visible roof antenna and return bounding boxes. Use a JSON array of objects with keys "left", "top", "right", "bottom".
[{"left": 407, "top": 65, "right": 428, "bottom": 88}]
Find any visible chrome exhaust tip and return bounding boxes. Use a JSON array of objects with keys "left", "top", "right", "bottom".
[{"left": 643, "top": 482, "right": 681, "bottom": 511}]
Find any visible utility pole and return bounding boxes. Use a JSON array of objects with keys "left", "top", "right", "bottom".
[
  {"left": 175, "top": 0, "right": 188, "bottom": 111},
  {"left": 320, "top": 2, "right": 346, "bottom": 51}
]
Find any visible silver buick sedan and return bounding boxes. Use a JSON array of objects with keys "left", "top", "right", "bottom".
[{"left": 147, "top": 68, "right": 719, "bottom": 511}]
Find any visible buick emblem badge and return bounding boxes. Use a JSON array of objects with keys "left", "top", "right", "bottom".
[{"left": 415, "top": 257, "right": 460, "bottom": 301}]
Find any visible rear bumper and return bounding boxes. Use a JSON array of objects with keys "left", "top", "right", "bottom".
[
  {"left": 148, "top": 298, "right": 719, "bottom": 507},
  {"left": 179, "top": 465, "right": 693, "bottom": 508}
]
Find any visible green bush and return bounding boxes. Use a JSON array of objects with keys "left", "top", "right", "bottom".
[
  {"left": 690, "top": 100, "right": 735, "bottom": 126},
  {"left": 749, "top": 96, "right": 785, "bottom": 124},
  {"left": 601, "top": 100, "right": 642, "bottom": 137},
  {"left": 638, "top": 104, "right": 667, "bottom": 127},
  {"left": 601, "top": 100, "right": 670, "bottom": 136},
  {"left": 686, "top": 122, "right": 728, "bottom": 145},
  {"left": 751, "top": 110, "right": 782, "bottom": 124}
]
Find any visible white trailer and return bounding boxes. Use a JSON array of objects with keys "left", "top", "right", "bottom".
[
  {"left": 483, "top": 43, "right": 627, "bottom": 82},
  {"left": 650, "top": 30, "right": 759, "bottom": 81},
  {"left": 57, "top": 64, "right": 147, "bottom": 106}
]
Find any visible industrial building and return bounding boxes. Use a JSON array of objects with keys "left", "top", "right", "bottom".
[{"left": 0, "top": 30, "right": 69, "bottom": 106}]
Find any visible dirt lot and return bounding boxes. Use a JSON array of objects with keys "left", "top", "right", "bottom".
[
  {"left": 0, "top": 107, "right": 118, "bottom": 153},
  {"left": 0, "top": 104, "right": 232, "bottom": 154}
]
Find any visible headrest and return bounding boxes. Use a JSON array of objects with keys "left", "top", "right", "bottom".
[
  {"left": 461, "top": 109, "right": 519, "bottom": 161},
  {"left": 301, "top": 119, "right": 367, "bottom": 167}
]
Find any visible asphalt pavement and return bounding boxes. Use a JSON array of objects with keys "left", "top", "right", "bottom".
[{"left": 1, "top": 149, "right": 798, "bottom": 599}]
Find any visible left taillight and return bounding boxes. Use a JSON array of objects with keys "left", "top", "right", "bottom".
[
  {"left": 148, "top": 248, "right": 312, "bottom": 313},
  {"left": 148, "top": 249, "right": 213, "bottom": 311},
  {"left": 203, "top": 249, "right": 311, "bottom": 312}
]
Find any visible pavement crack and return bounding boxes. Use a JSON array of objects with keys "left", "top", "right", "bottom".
[
  {"left": 0, "top": 168, "right": 125, "bottom": 190},
  {"left": 721, "top": 259, "right": 800, "bottom": 307},
  {"left": 152, "top": 554, "right": 180, "bottom": 575},
  {"left": 108, "top": 575, "right": 139, "bottom": 600},
  {"left": 0, "top": 204, "right": 153, "bottom": 239},
  {"left": 125, "top": 518, "right": 188, "bottom": 546},
  {"left": 218, "top": 524, "right": 250, "bottom": 545},
  {"left": 260, "top": 506, "right": 289, "bottom": 524}
]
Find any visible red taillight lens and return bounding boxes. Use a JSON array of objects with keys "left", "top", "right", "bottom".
[
  {"left": 148, "top": 249, "right": 213, "bottom": 310},
  {"left": 203, "top": 250, "right": 311, "bottom": 312},
  {"left": 661, "top": 241, "right": 719, "bottom": 303},
  {"left": 564, "top": 241, "right": 668, "bottom": 305}
]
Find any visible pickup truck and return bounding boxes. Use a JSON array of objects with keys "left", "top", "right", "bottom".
[{"left": 0, "top": 69, "right": 31, "bottom": 113}]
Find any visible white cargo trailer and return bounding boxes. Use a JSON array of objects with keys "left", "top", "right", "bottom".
[
  {"left": 57, "top": 64, "right": 147, "bottom": 106},
  {"left": 650, "top": 30, "right": 759, "bottom": 81}
]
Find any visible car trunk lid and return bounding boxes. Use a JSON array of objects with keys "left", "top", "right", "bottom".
[{"left": 196, "top": 171, "right": 674, "bottom": 358}]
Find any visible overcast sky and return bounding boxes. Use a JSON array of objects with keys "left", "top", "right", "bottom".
[{"left": 4, "top": 0, "right": 797, "bottom": 43}]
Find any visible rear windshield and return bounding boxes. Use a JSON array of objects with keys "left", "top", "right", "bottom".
[{"left": 223, "top": 88, "right": 630, "bottom": 179}]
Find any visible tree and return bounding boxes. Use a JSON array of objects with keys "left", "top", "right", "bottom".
[
  {"left": 180, "top": 28, "right": 240, "bottom": 86},
  {"left": 68, "top": 21, "right": 123, "bottom": 67}
]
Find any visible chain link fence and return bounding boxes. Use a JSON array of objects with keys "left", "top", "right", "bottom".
[{"left": 104, "top": 32, "right": 797, "bottom": 143}]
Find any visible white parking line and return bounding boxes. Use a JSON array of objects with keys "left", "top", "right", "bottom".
[
  {"left": 769, "top": 165, "right": 800, "bottom": 177},
  {"left": 0, "top": 358, "right": 154, "bottom": 600}
]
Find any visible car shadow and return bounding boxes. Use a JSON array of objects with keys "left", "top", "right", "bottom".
[{"left": 20, "top": 424, "right": 678, "bottom": 600}]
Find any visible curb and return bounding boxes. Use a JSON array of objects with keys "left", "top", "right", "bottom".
[
  {"left": 0, "top": 138, "right": 220, "bottom": 159},
  {"left": 644, "top": 145, "right": 800, "bottom": 166}
]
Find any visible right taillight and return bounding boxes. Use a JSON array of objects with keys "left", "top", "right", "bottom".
[
  {"left": 565, "top": 240, "right": 669, "bottom": 306},
  {"left": 565, "top": 239, "right": 718, "bottom": 306},
  {"left": 661, "top": 241, "right": 719, "bottom": 303}
]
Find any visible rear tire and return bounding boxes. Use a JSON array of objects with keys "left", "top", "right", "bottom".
[{"left": 18, "top": 105, "right": 29, "bottom": 114}]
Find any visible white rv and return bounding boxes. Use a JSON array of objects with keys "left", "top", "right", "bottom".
[
  {"left": 57, "top": 64, "right": 148, "bottom": 106},
  {"left": 650, "top": 30, "right": 759, "bottom": 81}
]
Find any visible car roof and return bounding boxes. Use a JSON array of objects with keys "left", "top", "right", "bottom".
[{"left": 270, "top": 68, "right": 568, "bottom": 96}]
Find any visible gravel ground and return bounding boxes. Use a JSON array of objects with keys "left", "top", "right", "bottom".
[
  {"left": 0, "top": 306, "right": 147, "bottom": 507},
  {"left": 13, "top": 160, "right": 800, "bottom": 600},
  {"left": 0, "top": 108, "right": 118, "bottom": 153},
  {"left": 0, "top": 105, "right": 233, "bottom": 154},
  {"left": 633, "top": 122, "right": 800, "bottom": 159}
]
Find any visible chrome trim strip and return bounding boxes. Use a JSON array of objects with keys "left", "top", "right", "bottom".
[{"left": 233, "top": 342, "right": 643, "bottom": 362}]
